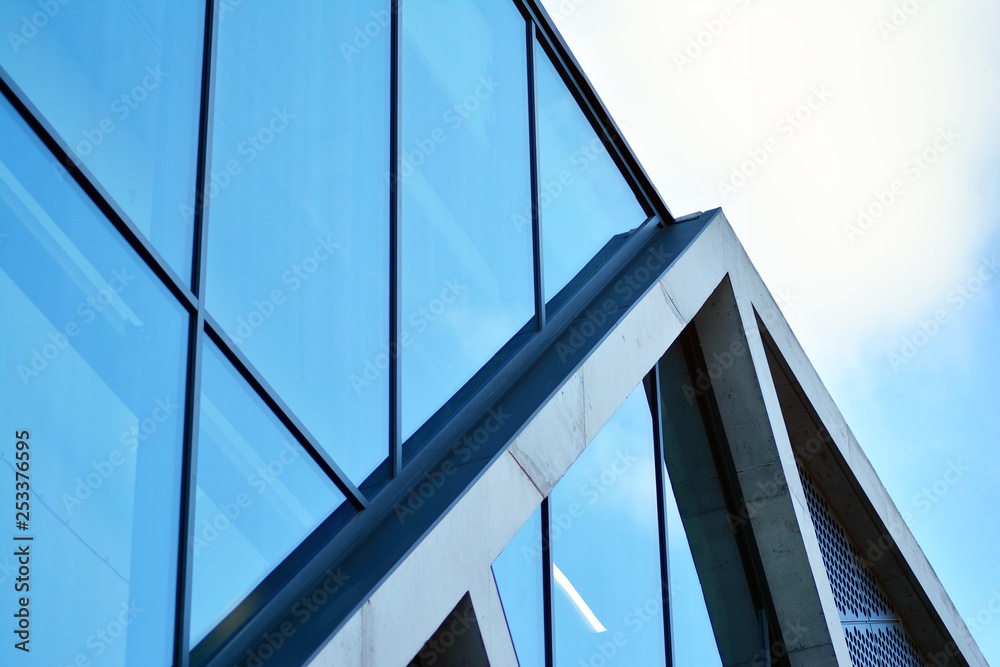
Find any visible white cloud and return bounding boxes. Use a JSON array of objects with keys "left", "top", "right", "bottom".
[{"left": 541, "top": 0, "right": 1000, "bottom": 383}]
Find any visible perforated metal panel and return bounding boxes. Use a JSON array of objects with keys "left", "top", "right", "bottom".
[{"left": 799, "top": 467, "right": 925, "bottom": 667}]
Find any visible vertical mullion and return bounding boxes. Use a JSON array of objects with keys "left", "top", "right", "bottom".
[
  {"left": 527, "top": 21, "right": 545, "bottom": 330},
  {"left": 389, "top": 0, "right": 402, "bottom": 477},
  {"left": 542, "top": 498, "right": 555, "bottom": 667},
  {"left": 174, "top": 312, "right": 205, "bottom": 667},
  {"left": 650, "top": 367, "right": 674, "bottom": 666},
  {"left": 174, "top": 0, "right": 218, "bottom": 664}
]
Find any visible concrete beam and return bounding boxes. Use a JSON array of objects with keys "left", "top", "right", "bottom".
[{"left": 693, "top": 276, "right": 852, "bottom": 667}]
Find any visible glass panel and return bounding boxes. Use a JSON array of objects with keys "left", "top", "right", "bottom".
[
  {"left": 0, "top": 0, "right": 204, "bottom": 280},
  {"left": 400, "top": 0, "right": 534, "bottom": 439},
  {"left": 533, "top": 39, "right": 648, "bottom": 303},
  {"left": 190, "top": 342, "right": 345, "bottom": 646},
  {"left": 0, "top": 97, "right": 185, "bottom": 665},
  {"left": 550, "top": 387, "right": 667, "bottom": 666},
  {"left": 664, "top": 463, "right": 724, "bottom": 667},
  {"left": 492, "top": 507, "right": 545, "bottom": 667},
  {"left": 205, "top": 0, "right": 390, "bottom": 484}
]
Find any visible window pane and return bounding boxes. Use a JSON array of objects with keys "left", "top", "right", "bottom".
[
  {"left": 550, "top": 387, "right": 667, "bottom": 666},
  {"left": 205, "top": 1, "right": 390, "bottom": 485},
  {"left": 0, "top": 0, "right": 204, "bottom": 280},
  {"left": 492, "top": 506, "right": 545, "bottom": 667},
  {"left": 0, "top": 98, "right": 186, "bottom": 665},
  {"left": 533, "top": 39, "right": 647, "bottom": 303},
  {"left": 664, "top": 463, "right": 724, "bottom": 667},
  {"left": 191, "top": 342, "right": 345, "bottom": 646},
  {"left": 400, "top": 0, "right": 534, "bottom": 439}
]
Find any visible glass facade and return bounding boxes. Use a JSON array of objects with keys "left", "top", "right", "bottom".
[
  {"left": 0, "top": 0, "right": 204, "bottom": 281},
  {"left": 493, "top": 386, "right": 669, "bottom": 666},
  {"left": 205, "top": 0, "right": 391, "bottom": 484},
  {"left": 0, "top": 95, "right": 186, "bottom": 665},
  {"left": 663, "top": 464, "right": 725, "bottom": 667},
  {"left": 0, "top": 0, "right": 658, "bottom": 662},
  {"left": 400, "top": 0, "right": 534, "bottom": 439},
  {"left": 533, "top": 39, "right": 648, "bottom": 303},
  {"left": 550, "top": 387, "right": 667, "bottom": 666},
  {"left": 492, "top": 507, "right": 546, "bottom": 667},
  {"left": 190, "top": 342, "right": 345, "bottom": 645}
]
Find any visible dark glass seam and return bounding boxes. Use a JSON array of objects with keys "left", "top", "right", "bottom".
[
  {"left": 389, "top": 0, "right": 402, "bottom": 479},
  {"left": 542, "top": 497, "right": 555, "bottom": 667},
  {"left": 203, "top": 314, "right": 368, "bottom": 510},
  {"left": 174, "top": 1, "right": 219, "bottom": 664},
  {"left": 527, "top": 20, "right": 545, "bottom": 331},
  {"left": 0, "top": 68, "right": 199, "bottom": 313},
  {"left": 648, "top": 368, "right": 675, "bottom": 667}
]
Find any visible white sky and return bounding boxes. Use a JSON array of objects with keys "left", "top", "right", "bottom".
[{"left": 542, "top": 0, "right": 1000, "bottom": 661}]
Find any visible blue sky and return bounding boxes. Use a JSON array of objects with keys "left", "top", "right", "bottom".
[{"left": 543, "top": 0, "right": 1000, "bottom": 662}]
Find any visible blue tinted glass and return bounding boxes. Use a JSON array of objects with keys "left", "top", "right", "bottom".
[
  {"left": 205, "top": 1, "right": 390, "bottom": 484},
  {"left": 0, "top": 98, "right": 185, "bottom": 665},
  {"left": 400, "top": 0, "right": 534, "bottom": 439},
  {"left": 191, "top": 342, "right": 345, "bottom": 645},
  {"left": 533, "top": 40, "right": 647, "bottom": 303},
  {"left": 0, "top": 1, "right": 204, "bottom": 281},
  {"left": 664, "top": 463, "right": 724, "bottom": 666},
  {"left": 550, "top": 387, "right": 666, "bottom": 666},
  {"left": 492, "top": 507, "right": 545, "bottom": 667}
]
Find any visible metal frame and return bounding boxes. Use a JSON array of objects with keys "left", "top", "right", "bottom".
[
  {"left": 0, "top": 0, "right": 682, "bottom": 663},
  {"left": 536, "top": 371, "right": 675, "bottom": 665},
  {"left": 389, "top": 0, "right": 403, "bottom": 480},
  {"left": 541, "top": 499, "right": 556, "bottom": 667},
  {"left": 526, "top": 18, "right": 546, "bottom": 332},
  {"left": 172, "top": 1, "right": 220, "bottom": 662},
  {"left": 513, "top": 0, "right": 673, "bottom": 225},
  {"left": 647, "top": 370, "right": 676, "bottom": 667}
]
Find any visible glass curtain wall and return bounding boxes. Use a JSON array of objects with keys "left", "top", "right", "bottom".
[
  {"left": 492, "top": 385, "right": 669, "bottom": 666},
  {"left": 0, "top": 0, "right": 657, "bottom": 658}
]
